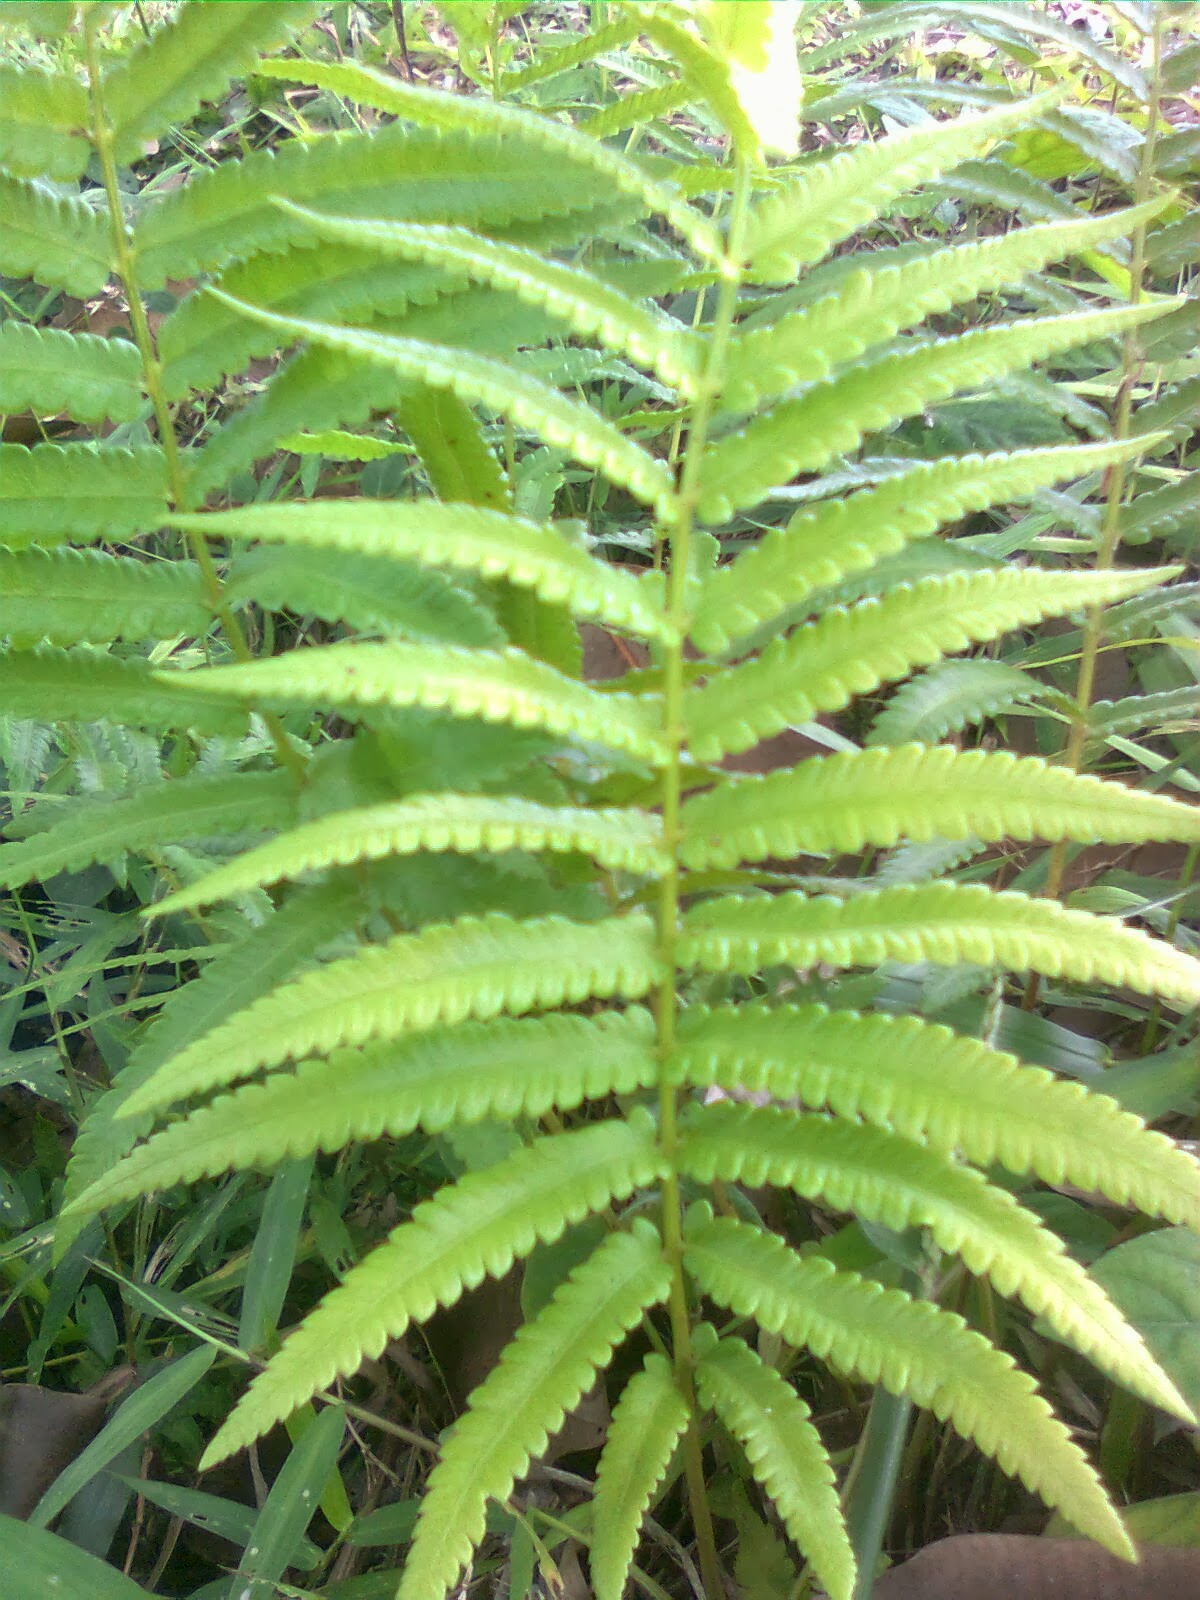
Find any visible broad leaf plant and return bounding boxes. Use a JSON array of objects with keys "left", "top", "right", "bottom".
[{"left": 1, "top": 4, "right": 1198, "bottom": 1598}]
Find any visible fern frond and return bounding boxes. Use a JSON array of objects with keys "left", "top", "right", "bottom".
[
  {"left": 0, "top": 322, "right": 144, "bottom": 425},
  {"left": 678, "top": 1103, "right": 1186, "bottom": 1415},
  {"left": 690, "top": 438, "right": 1158, "bottom": 654},
  {"left": 686, "top": 567, "right": 1166, "bottom": 761},
  {"left": 867, "top": 659, "right": 1045, "bottom": 745},
  {"left": 693, "top": 1331, "right": 855, "bottom": 1600},
  {"left": 682, "top": 1208, "right": 1132, "bottom": 1557},
  {"left": 203, "top": 292, "right": 675, "bottom": 516},
  {"left": 0, "top": 61, "right": 89, "bottom": 180},
  {"left": 226, "top": 543, "right": 499, "bottom": 646},
  {"left": 60, "top": 879, "right": 363, "bottom": 1217},
  {"left": 0, "top": 548, "right": 210, "bottom": 646},
  {"left": 174, "top": 501, "right": 674, "bottom": 644},
  {"left": 92, "top": 1115, "right": 668, "bottom": 1465},
  {"left": 253, "top": 57, "right": 722, "bottom": 263},
  {"left": 742, "top": 94, "right": 1055, "bottom": 284},
  {"left": 679, "top": 882, "right": 1200, "bottom": 1004},
  {"left": 120, "top": 911, "right": 661, "bottom": 1116},
  {"left": 0, "top": 771, "right": 297, "bottom": 890},
  {"left": 100, "top": 0, "right": 318, "bottom": 164},
  {"left": 155, "top": 640, "right": 667, "bottom": 764},
  {"left": 723, "top": 200, "right": 1165, "bottom": 412},
  {"left": 0, "top": 443, "right": 167, "bottom": 548},
  {"left": 679, "top": 746, "right": 1200, "bottom": 869},
  {"left": 0, "top": 174, "right": 111, "bottom": 298},
  {"left": 591, "top": 1353, "right": 689, "bottom": 1600},
  {"left": 675, "top": 1004, "right": 1200, "bottom": 1229},
  {"left": 151, "top": 795, "right": 667, "bottom": 914},
  {"left": 134, "top": 122, "right": 633, "bottom": 289},
  {"left": 396, "top": 1221, "right": 671, "bottom": 1600},
  {"left": 0, "top": 646, "right": 245, "bottom": 736},
  {"left": 158, "top": 243, "right": 443, "bottom": 398},
  {"left": 697, "top": 300, "right": 1178, "bottom": 524},
  {"left": 63, "top": 1011, "right": 659, "bottom": 1219},
  {"left": 270, "top": 207, "right": 703, "bottom": 399}
]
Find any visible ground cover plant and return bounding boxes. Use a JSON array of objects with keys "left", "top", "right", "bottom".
[{"left": 1, "top": 3, "right": 1199, "bottom": 1597}]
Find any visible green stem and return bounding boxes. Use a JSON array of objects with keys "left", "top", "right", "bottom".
[
  {"left": 842, "top": 1388, "right": 913, "bottom": 1600},
  {"left": 82, "top": 13, "right": 306, "bottom": 785},
  {"left": 1024, "top": 12, "right": 1163, "bottom": 1009},
  {"left": 654, "top": 157, "right": 753, "bottom": 1600},
  {"left": 1139, "top": 842, "right": 1198, "bottom": 1052}
]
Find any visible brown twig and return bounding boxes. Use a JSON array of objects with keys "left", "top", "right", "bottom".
[{"left": 391, "top": 0, "right": 414, "bottom": 80}]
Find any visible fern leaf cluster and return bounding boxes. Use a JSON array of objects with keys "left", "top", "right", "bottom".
[{"left": 4, "top": 7, "right": 1197, "bottom": 1599}]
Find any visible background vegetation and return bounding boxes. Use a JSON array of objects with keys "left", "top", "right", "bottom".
[{"left": 0, "top": 3, "right": 1198, "bottom": 1598}]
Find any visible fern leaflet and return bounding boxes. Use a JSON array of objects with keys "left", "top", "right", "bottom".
[
  {"left": 691, "top": 438, "right": 1158, "bottom": 654},
  {"left": 591, "top": 1353, "right": 689, "bottom": 1600},
  {"left": 184, "top": 286, "right": 563, "bottom": 502},
  {"left": 0, "top": 444, "right": 167, "bottom": 547},
  {"left": 626, "top": 5, "right": 762, "bottom": 159},
  {"left": 697, "top": 300, "right": 1178, "bottom": 524},
  {"left": 679, "top": 746, "right": 1200, "bottom": 868},
  {"left": 62, "top": 1013, "right": 659, "bottom": 1218},
  {"left": 184, "top": 1121, "right": 666, "bottom": 1471},
  {"left": 0, "top": 771, "right": 297, "bottom": 890},
  {"left": 742, "top": 94, "right": 1055, "bottom": 283},
  {"left": 204, "top": 292, "right": 675, "bottom": 515},
  {"left": 270, "top": 206, "right": 703, "bottom": 398},
  {"left": 679, "top": 882, "right": 1200, "bottom": 1004},
  {"left": 0, "top": 173, "right": 111, "bottom": 298},
  {"left": 156, "top": 640, "right": 667, "bottom": 764},
  {"left": 501, "top": 12, "right": 643, "bottom": 92},
  {"left": 253, "top": 56, "right": 722, "bottom": 262},
  {"left": 395, "top": 1221, "right": 671, "bottom": 1600},
  {"left": 0, "top": 548, "right": 210, "bottom": 647},
  {"left": 60, "top": 880, "right": 364, "bottom": 1220},
  {"left": 674, "top": 1004, "right": 1200, "bottom": 1229},
  {"left": 1120, "top": 473, "right": 1200, "bottom": 544},
  {"left": 693, "top": 1330, "right": 855, "bottom": 1600},
  {"left": 151, "top": 795, "right": 668, "bottom": 913},
  {"left": 120, "top": 911, "right": 661, "bottom": 1115},
  {"left": 686, "top": 567, "right": 1170, "bottom": 761},
  {"left": 682, "top": 1207, "right": 1132, "bottom": 1556},
  {"left": 225, "top": 544, "right": 499, "bottom": 647},
  {"left": 0, "top": 60, "right": 89, "bottom": 180},
  {"left": 0, "top": 322, "right": 143, "bottom": 423},
  {"left": 173, "top": 501, "right": 674, "bottom": 643},
  {"left": 722, "top": 200, "right": 1166, "bottom": 412},
  {"left": 100, "top": 1, "right": 318, "bottom": 163},
  {"left": 677, "top": 1102, "right": 1186, "bottom": 1414},
  {"left": 1088, "top": 685, "right": 1200, "bottom": 740},
  {"left": 133, "top": 123, "right": 634, "bottom": 289},
  {"left": 157, "top": 243, "right": 443, "bottom": 398},
  {"left": 0, "top": 646, "right": 245, "bottom": 736},
  {"left": 868, "top": 659, "right": 1047, "bottom": 746}
]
